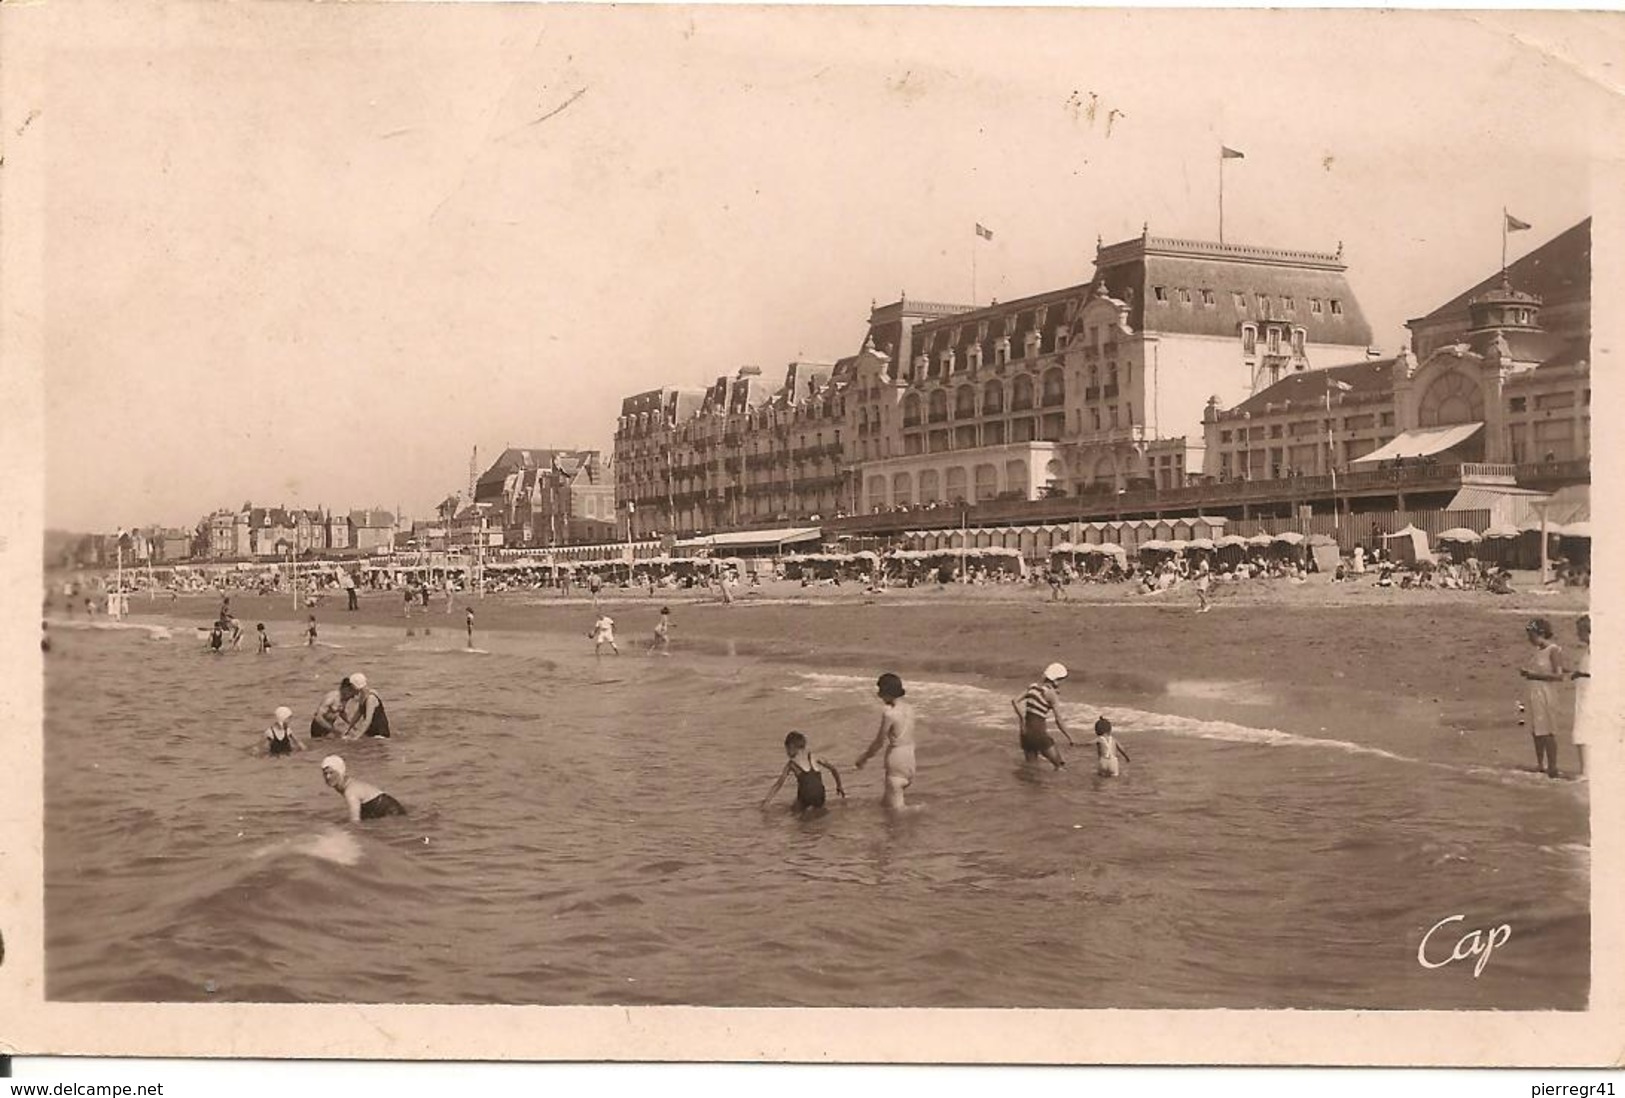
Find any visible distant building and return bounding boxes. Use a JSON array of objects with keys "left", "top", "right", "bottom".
[
  {"left": 1204, "top": 217, "right": 1591, "bottom": 475},
  {"left": 348, "top": 509, "right": 396, "bottom": 555},
  {"left": 472, "top": 448, "right": 616, "bottom": 548}
]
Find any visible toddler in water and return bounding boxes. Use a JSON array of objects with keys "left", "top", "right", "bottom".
[
  {"left": 855, "top": 672, "right": 917, "bottom": 810},
  {"left": 1094, "top": 716, "right": 1129, "bottom": 777},
  {"left": 761, "top": 731, "right": 846, "bottom": 813},
  {"left": 256, "top": 622, "right": 272, "bottom": 654},
  {"left": 265, "top": 706, "right": 306, "bottom": 757}
]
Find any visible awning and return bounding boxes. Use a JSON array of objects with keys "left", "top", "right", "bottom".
[
  {"left": 673, "top": 527, "right": 822, "bottom": 552},
  {"left": 1447, "top": 486, "right": 1548, "bottom": 527},
  {"left": 1538, "top": 484, "right": 1590, "bottom": 527},
  {"left": 1352, "top": 422, "right": 1483, "bottom": 466}
]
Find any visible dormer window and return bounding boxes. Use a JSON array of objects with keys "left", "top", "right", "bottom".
[
  {"left": 1153, "top": 286, "right": 1168, "bottom": 303},
  {"left": 967, "top": 344, "right": 983, "bottom": 371},
  {"left": 1310, "top": 298, "right": 1323, "bottom": 314},
  {"left": 1241, "top": 324, "right": 1258, "bottom": 356},
  {"left": 1284, "top": 296, "right": 1296, "bottom": 314},
  {"left": 994, "top": 338, "right": 1011, "bottom": 366},
  {"left": 1054, "top": 324, "right": 1071, "bottom": 349},
  {"left": 1200, "top": 289, "right": 1216, "bottom": 307},
  {"left": 1330, "top": 300, "right": 1344, "bottom": 316},
  {"left": 1233, "top": 291, "right": 1247, "bottom": 310},
  {"left": 1178, "top": 288, "right": 1192, "bottom": 305},
  {"left": 1267, "top": 327, "right": 1282, "bottom": 354},
  {"left": 1291, "top": 328, "right": 1306, "bottom": 355},
  {"left": 1023, "top": 330, "right": 1041, "bottom": 358},
  {"left": 1255, "top": 293, "right": 1268, "bottom": 312}
]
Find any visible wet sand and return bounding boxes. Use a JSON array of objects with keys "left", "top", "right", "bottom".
[{"left": 135, "top": 575, "right": 1592, "bottom": 778}]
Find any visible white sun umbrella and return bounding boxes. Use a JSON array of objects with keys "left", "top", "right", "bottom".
[
  {"left": 1437, "top": 527, "right": 1482, "bottom": 543},
  {"left": 1247, "top": 533, "right": 1275, "bottom": 547},
  {"left": 1559, "top": 521, "right": 1591, "bottom": 540},
  {"left": 1482, "top": 523, "right": 1521, "bottom": 540},
  {"left": 1272, "top": 531, "right": 1306, "bottom": 545},
  {"left": 1216, "top": 534, "right": 1251, "bottom": 548},
  {"left": 1094, "top": 542, "right": 1126, "bottom": 557},
  {"left": 1185, "top": 537, "right": 1216, "bottom": 551}
]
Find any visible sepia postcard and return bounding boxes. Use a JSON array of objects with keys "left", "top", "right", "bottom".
[{"left": 1, "top": 0, "right": 1622, "bottom": 1075}]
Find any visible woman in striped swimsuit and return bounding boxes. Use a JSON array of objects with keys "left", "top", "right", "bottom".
[{"left": 1011, "top": 663, "right": 1076, "bottom": 770}]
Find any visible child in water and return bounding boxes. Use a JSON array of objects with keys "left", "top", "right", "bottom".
[
  {"left": 855, "top": 672, "right": 917, "bottom": 810},
  {"left": 465, "top": 607, "right": 475, "bottom": 649},
  {"left": 265, "top": 706, "right": 306, "bottom": 757},
  {"left": 1094, "top": 715, "right": 1130, "bottom": 777},
  {"left": 649, "top": 606, "right": 671, "bottom": 656},
  {"left": 589, "top": 613, "right": 619, "bottom": 656},
  {"left": 761, "top": 731, "right": 846, "bottom": 813},
  {"left": 306, "top": 615, "right": 318, "bottom": 647},
  {"left": 256, "top": 623, "right": 272, "bottom": 654},
  {"left": 207, "top": 620, "right": 226, "bottom": 653}
]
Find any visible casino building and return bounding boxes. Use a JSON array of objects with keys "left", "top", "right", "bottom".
[
  {"left": 1202, "top": 218, "right": 1591, "bottom": 479},
  {"left": 613, "top": 218, "right": 1589, "bottom": 541}
]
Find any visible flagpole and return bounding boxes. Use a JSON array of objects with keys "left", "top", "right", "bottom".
[
  {"left": 1326, "top": 389, "right": 1339, "bottom": 535},
  {"left": 1219, "top": 151, "right": 1225, "bottom": 245},
  {"left": 971, "top": 234, "right": 977, "bottom": 307},
  {"left": 1501, "top": 207, "right": 1507, "bottom": 277}
]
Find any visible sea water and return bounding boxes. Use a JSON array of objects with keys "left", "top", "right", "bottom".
[{"left": 43, "top": 617, "right": 1588, "bottom": 1007}]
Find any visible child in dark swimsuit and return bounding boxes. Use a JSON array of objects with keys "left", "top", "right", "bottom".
[
  {"left": 265, "top": 706, "right": 306, "bottom": 757},
  {"left": 761, "top": 731, "right": 845, "bottom": 813}
]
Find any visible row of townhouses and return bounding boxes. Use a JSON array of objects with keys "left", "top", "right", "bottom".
[{"left": 616, "top": 219, "right": 1590, "bottom": 537}]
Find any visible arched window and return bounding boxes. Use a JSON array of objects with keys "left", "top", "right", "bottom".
[
  {"left": 955, "top": 385, "right": 977, "bottom": 418},
  {"left": 891, "top": 472, "right": 914, "bottom": 506},
  {"left": 945, "top": 467, "right": 968, "bottom": 503},
  {"left": 1041, "top": 367, "right": 1065, "bottom": 407},
  {"left": 928, "top": 390, "right": 949, "bottom": 422},
  {"left": 983, "top": 380, "right": 1004, "bottom": 414},
  {"left": 1011, "top": 375, "right": 1034, "bottom": 411},
  {"left": 902, "top": 393, "right": 922, "bottom": 427},
  {"left": 918, "top": 469, "right": 941, "bottom": 504},
  {"left": 866, "top": 476, "right": 887, "bottom": 507},
  {"left": 974, "top": 464, "right": 999, "bottom": 501}
]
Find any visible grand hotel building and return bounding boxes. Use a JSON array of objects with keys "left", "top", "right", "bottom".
[{"left": 615, "top": 220, "right": 1587, "bottom": 538}]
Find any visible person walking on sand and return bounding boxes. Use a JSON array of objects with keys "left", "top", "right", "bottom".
[
  {"left": 855, "top": 672, "right": 917, "bottom": 810},
  {"left": 648, "top": 606, "right": 672, "bottom": 656},
  {"left": 761, "top": 730, "right": 846, "bottom": 814},
  {"left": 1012, "top": 663, "right": 1076, "bottom": 770},
  {"left": 320, "top": 755, "right": 407, "bottom": 822},
  {"left": 1570, "top": 614, "right": 1591, "bottom": 778},
  {"left": 444, "top": 573, "right": 456, "bottom": 614},
  {"left": 589, "top": 613, "right": 619, "bottom": 656},
  {"left": 1094, "top": 715, "right": 1129, "bottom": 777},
  {"left": 1519, "top": 618, "right": 1565, "bottom": 778},
  {"left": 1194, "top": 560, "right": 1213, "bottom": 613}
]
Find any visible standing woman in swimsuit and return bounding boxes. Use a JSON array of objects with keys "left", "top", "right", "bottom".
[
  {"left": 340, "top": 672, "right": 391, "bottom": 739},
  {"left": 1520, "top": 618, "right": 1565, "bottom": 778},
  {"left": 855, "top": 672, "right": 917, "bottom": 810},
  {"left": 1011, "top": 663, "right": 1075, "bottom": 770}
]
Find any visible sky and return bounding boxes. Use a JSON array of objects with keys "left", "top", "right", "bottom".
[{"left": 35, "top": 4, "right": 1620, "bottom": 532}]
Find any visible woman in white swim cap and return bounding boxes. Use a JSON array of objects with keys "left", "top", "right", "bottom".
[{"left": 1011, "top": 663, "right": 1076, "bottom": 770}]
